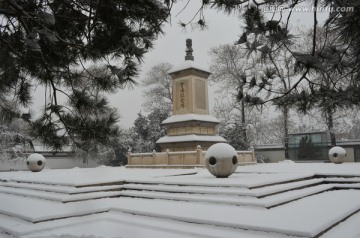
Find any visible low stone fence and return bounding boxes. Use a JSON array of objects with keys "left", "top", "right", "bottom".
[
  {"left": 126, "top": 146, "right": 256, "bottom": 168},
  {"left": 0, "top": 156, "right": 99, "bottom": 172}
]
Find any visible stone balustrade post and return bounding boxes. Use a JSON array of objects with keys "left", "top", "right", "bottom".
[
  {"left": 166, "top": 149, "right": 170, "bottom": 165},
  {"left": 127, "top": 149, "right": 132, "bottom": 165},
  {"left": 196, "top": 145, "right": 202, "bottom": 165},
  {"left": 152, "top": 150, "right": 156, "bottom": 165},
  {"left": 251, "top": 146, "right": 255, "bottom": 163}
]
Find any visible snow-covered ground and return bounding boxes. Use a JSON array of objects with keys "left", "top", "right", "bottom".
[{"left": 1, "top": 163, "right": 360, "bottom": 238}]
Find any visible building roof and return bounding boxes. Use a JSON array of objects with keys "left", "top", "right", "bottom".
[
  {"left": 289, "top": 131, "right": 327, "bottom": 135},
  {"left": 168, "top": 60, "right": 210, "bottom": 75},
  {"left": 255, "top": 144, "right": 285, "bottom": 150},
  {"left": 30, "top": 144, "right": 74, "bottom": 153},
  {"left": 336, "top": 140, "right": 360, "bottom": 146},
  {"left": 156, "top": 134, "right": 226, "bottom": 144},
  {"left": 162, "top": 114, "right": 220, "bottom": 125}
]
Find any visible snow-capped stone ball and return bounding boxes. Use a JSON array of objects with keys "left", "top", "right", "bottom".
[
  {"left": 26, "top": 153, "right": 46, "bottom": 172},
  {"left": 205, "top": 143, "right": 238, "bottom": 178},
  {"left": 329, "top": 146, "right": 347, "bottom": 163}
]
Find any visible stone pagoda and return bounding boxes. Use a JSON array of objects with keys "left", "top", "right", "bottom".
[{"left": 156, "top": 39, "right": 226, "bottom": 151}]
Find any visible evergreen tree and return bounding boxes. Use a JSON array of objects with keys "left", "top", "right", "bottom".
[
  {"left": 294, "top": 27, "right": 355, "bottom": 146},
  {"left": 147, "top": 108, "right": 169, "bottom": 151},
  {"left": 0, "top": 0, "right": 171, "bottom": 153},
  {"left": 126, "top": 109, "right": 169, "bottom": 153},
  {"left": 220, "top": 123, "right": 248, "bottom": 150}
]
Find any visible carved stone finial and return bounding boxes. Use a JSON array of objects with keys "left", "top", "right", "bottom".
[{"left": 185, "top": 38, "right": 194, "bottom": 61}]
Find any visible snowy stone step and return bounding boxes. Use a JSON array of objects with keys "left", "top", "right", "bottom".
[
  {"left": 0, "top": 181, "right": 123, "bottom": 194},
  {"left": 125, "top": 173, "right": 314, "bottom": 189},
  {"left": 122, "top": 183, "right": 251, "bottom": 196},
  {"left": 119, "top": 183, "right": 335, "bottom": 208},
  {"left": 16, "top": 211, "right": 293, "bottom": 238},
  {"left": 324, "top": 177, "right": 360, "bottom": 183},
  {"left": 253, "top": 178, "right": 324, "bottom": 197},
  {"left": 123, "top": 178, "right": 324, "bottom": 198},
  {"left": 0, "top": 186, "right": 122, "bottom": 203}
]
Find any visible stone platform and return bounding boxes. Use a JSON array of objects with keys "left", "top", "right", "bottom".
[{"left": 0, "top": 164, "right": 360, "bottom": 237}]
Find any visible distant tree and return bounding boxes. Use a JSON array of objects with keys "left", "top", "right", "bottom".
[
  {"left": 107, "top": 129, "right": 137, "bottom": 166},
  {"left": 209, "top": 44, "right": 251, "bottom": 148},
  {"left": 0, "top": 95, "right": 32, "bottom": 160},
  {"left": 342, "top": 111, "right": 360, "bottom": 140},
  {"left": 125, "top": 109, "right": 169, "bottom": 153},
  {"left": 0, "top": 118, "right": 32, "bottom": 161},
  {"left": 213, "top": 100, "right": 287, "bottom": 146},
  {"left": 141, "top": 62, "right": 173, "bottom": 113},
  {"left": 220, "top": 123, "right": 248, "bottom": 150},
  {"left": 0, "top": 0, "right": 171, "bottom": 153},
  {"left": 291, "top": 107, "right": 360, "bottom": 141},
  {"left": 147, "top": 108, "right": 169, "bottom": 151}
]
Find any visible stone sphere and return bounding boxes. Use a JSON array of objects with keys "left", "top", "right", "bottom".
[
  {"left": 329, "top": 146, "right": 346, "bottom": 163},
  {"left": 26, "top": 153, "right": 46, "bottom": 172},
  {"left": 205, "top": 143, "right": 238, "bottom": 178}
]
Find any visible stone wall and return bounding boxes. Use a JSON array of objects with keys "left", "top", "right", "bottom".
[
  {"left": 255, "top": 145, "right": 359, "bottom": 163},
  {"left": 0, "top": 157, "right": 99, "bottom": 172}
]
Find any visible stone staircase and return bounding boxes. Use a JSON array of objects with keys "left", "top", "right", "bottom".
[
  {"left": 1, "top": 175, "right": 360, "bottom": 208},
  {"left": 0, "top": 180, "right": 123, "bottom": 203},
  {"left": 1, "top": 172, "right": 360, "bottom": 238},
  {"left": 118, "top": 177, "right": 337, "bottom": 208}
]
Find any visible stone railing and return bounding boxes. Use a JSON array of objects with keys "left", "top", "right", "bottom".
[{"left": 126, "top": 145, "right": 256, "bottom": 168}]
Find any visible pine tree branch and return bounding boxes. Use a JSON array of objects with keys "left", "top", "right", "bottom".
[
  {"left": 312, "top": 0, "right": 318, "bottom": 56},
  {"left": 263, "top": 67, "right": 310, "bottom": 104}
]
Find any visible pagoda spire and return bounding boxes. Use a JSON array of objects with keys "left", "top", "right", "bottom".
[{"left": 185, "top": 38, "right": 194, "bottom": 61}]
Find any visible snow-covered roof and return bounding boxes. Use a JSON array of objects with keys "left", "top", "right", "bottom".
[
  {"left": 255, "top": 144, "right": 284, "bottom": 150},
  {"left": 289, "top": 131, "right": 327, "bottom": 135},
  {"left": 336, "top": 140, "right": 360, "bottom": 146},
  {"left": 162, "top": 114, "right": 220, "bottom": 125},
  {"left": 32, "top": 144, "right": 74, "bottom": 152},
  {"left": 156, "top": 134, "right": 226, "bottom": 144},
  {"left": 168, "top": 60, "right": 210, "bottom": 75}
]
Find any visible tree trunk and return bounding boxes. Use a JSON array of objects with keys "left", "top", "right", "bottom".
[
  {"left": 283, "top": 105, "right": 289, "bottom": 159},
  {"left": 326, "top": 107, "right": 336, "bottom": 146},
  {"left": 241, "top": 99, "right": 248, "bottom": 148}
]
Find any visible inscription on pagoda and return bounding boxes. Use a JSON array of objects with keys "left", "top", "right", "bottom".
[
  {"left": 176, "top": 80, "right": 188, "bottom": 110},
  {"left": 180, "top": 82, "right": 185, "bottom": 108}
]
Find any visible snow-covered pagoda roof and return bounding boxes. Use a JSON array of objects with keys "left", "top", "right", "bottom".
[
  {"left": 162, "top": 114, "right": 220, "bottom": 125},
  {"left": 168, "top": 60, "right": 210, "bottom": 75},
  {"left": 156, "top": 134, "right": 226, "bottom": 144}
]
